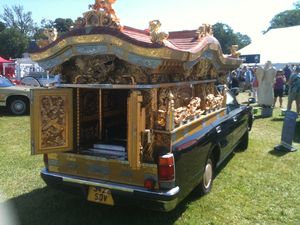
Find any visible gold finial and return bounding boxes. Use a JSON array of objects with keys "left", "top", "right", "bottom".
[
  {"left": 79, "top": 0, "right": 121, "bottom": 29},
  {"left": 196, "top": 23, "right": 213, "bottom": 39},
  {"left": 90, "top": 0, "right": 117, "bottom": 16},
  {"left": 230, "top": 45, "right": 241, "bottom": 58},
  {"left": 36, "top": 28, "right": 58, "bottom": 48},
  {"left": 148, "top": 20, "right": 169, "bottom": 45}
]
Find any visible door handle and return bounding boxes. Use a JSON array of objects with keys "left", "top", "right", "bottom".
[
  {"left": 216, "top": 126, "right": 222, "bottom": 134},
  {"left": 233, "top": 116, "right": 238, "bottom": 122}
]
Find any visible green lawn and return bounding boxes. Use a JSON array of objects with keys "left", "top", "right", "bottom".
[{"left": 0, "top": 94, "right": 300, "bottom": 225}]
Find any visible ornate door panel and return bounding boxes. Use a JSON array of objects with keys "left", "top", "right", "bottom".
[{"left": 31, "top": 89, "right": 73, "bottom": 155}]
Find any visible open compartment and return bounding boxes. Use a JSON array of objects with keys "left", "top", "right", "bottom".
[{"left": 76, "top": 88, "right": 129, "bottom": 160}]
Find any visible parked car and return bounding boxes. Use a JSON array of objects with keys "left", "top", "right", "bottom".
[
  {"left": 0, "top": 76, "right": 31, "bottom": 115},
  {"left": 20, "top": 75, "right": 56, "bottom": 87},
  {"left": 20, "top": 76, "right": 42, "bottom": 87}
]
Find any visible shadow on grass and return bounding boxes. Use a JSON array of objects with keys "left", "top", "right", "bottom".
[
  {"left": 215, "top": 152, "right": 235, "bottom": 177},
  {"left": 268, "top": 148, "right": 290, "bottom": 157},
  {"left": 271, "top": 118, "right": 284, "bottom": 122},
  {"left": 7, "top": 186, "right": 194, "bottom": 225},
  {"left": 0, "top": 107, "right": 29, "bottom": 117},
  {"left": 253, "top": 115, "right": 270, "bottom": 120},
  {"left": 0, "top": 106, "right": 9, "bottom": 116}
]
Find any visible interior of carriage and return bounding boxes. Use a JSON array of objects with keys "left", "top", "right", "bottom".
[{"left": 78, "top": 88, "right": 129, "bottom": 159}]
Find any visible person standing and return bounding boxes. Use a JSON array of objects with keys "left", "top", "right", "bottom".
[
  {"left": 255, "top": 61, "right": 277, "bottom": 107},
  {"left": 273, "top": 70, "right": 286, "bottom": 108},
  {"left": 230, "top": 71, "right": 239, "bottom": 95},
  {"left": 283, "top": 64, "right": 292, "bottom": 95},
  {"left": 252, "top": 74, "right": 259, "bottom": 100},
  {"left": 287, "top": 66, "right": 300, "bottom": 114}
]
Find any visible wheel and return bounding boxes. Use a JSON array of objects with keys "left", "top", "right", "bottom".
[
  {"left": 199, "top": 157, "right": 214, "bottom": 195},
  {"left": 237, "top": 130, "right": 249, "bottom": 151},
  {"left": 9, "top": 98, "right": 28, "bottom": 115}
]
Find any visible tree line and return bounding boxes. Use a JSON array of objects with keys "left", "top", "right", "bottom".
[{"left": 0, "top": 2, "right": 299, "bottom": 59}]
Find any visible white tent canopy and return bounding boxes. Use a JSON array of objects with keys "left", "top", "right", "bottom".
[{"left": 239, "top": 25, "right": 300, "bottom": 67}]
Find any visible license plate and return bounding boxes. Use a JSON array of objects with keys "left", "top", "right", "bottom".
[{"left": 87, "top": 187, "right": 114, "bottom": 206}]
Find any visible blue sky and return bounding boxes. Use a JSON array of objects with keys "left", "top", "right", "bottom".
[{"left": 0, "top": 0, "right": 296, "bottom": 40}]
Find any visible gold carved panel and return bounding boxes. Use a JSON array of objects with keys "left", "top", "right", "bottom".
[{"left": 31, "top": 89, "right": 73, "bottom": 155}]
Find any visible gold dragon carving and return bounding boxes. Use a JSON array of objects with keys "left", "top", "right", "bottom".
[
  {"left": 191, "top": 58, "right": 219, "bottom": 80},
  {"left": 40, "top": 96, "right": 67, "bottom": 148},
  {"left": 53, "top": 56, "right": 150, "bottom": 84},
  {"left": 73, "top": 55, "right": 116, "bottom": 84}
]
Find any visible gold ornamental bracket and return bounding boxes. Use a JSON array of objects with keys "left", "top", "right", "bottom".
[{"left": 75, "top": 0, "right": 122, "bottom": 29}]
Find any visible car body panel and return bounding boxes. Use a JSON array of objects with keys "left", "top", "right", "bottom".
[{"left": 0, "top": 77, "right": 31, "bottom": 107}]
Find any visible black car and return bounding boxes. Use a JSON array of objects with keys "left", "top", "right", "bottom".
[{"left": 31, "top": 86, "right": 253, "bottom": 212}]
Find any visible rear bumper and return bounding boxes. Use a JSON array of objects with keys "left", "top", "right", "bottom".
[{"left": 41, "top": 169, "right": 180, "bottom": 211}]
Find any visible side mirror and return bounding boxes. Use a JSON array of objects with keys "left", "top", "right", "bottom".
[{"left": 248, "top": 97, "right": 256, "bottom": 105}]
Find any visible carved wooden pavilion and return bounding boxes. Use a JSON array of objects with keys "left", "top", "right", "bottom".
[{"left": 29, "top": 0, "right": 242, "bottom": 169}]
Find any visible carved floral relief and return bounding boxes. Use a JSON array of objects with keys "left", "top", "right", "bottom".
[{"left": 40, "top": 96, "right": 67, "bottom": 148}]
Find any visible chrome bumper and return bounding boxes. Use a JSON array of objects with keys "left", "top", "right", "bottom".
[{"left": 41, "top": 169, "right": 180, "bottom": 211}]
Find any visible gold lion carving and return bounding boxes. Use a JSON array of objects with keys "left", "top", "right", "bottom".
[{"left": 149, "top": 20, "right": 169, "bottom": 45}]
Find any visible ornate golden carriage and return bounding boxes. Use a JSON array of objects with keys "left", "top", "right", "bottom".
[{"left": 29, "top": 0, "right": 242, "bottom": 173}]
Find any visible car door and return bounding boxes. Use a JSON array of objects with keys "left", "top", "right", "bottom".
[
  {"left": 215, "top": 90, "right": 239, "bottom": 163},
  {"left": 226, "top": 91, "right": 248, "bottom": 150},
  {"left": 218, "top": 90, "right": 245, "bottom": 161}
]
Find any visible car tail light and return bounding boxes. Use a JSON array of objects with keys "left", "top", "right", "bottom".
[
  {"left": 158, "top": 153, "right": 175, "bottom": 189},
  {"left": 43, "top": 154, "right": 49, "bottom": 168},
  {"left": 144, "top": 179, "right": 155, "bottom": 190}
]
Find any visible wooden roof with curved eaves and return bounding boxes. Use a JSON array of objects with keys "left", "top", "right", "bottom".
[{"left": 29, "top": 26, "right": 242, "bottom": 71}]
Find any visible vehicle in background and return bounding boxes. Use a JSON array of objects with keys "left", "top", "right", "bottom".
[
  {"left": 20, "top": 72, "right": 56, "bottom": 87},
  {"left": 0, "top": 76, "right": 31, "bottom": 115},
  {"left": 20, "top": 76, "right": 42, "bottom": 87}
]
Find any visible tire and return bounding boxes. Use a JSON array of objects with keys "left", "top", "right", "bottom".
[
  {"left": 237, "top": 130, "right": 249, "bottom": 151},
  {"left": 199, "top": 157, "right": 214, "bottom": 195},
  {"left": 9, "top": 98, "right": 28, "bottom": 115}
]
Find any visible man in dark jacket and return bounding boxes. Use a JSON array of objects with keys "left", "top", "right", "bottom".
[
  {"left": 283, "top": 65, "right": 292, "bottom": 95},
  {"left": 287, "top": 66, "right": 300, "bottom": 114}
]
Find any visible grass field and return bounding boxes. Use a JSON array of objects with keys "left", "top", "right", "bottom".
[{"left": 0, "top": 93, "right": 300, "bottom": 225}]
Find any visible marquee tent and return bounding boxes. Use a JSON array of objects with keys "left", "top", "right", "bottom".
[
  {"left": 239, "top": 25, "right": 300, "bottom": 67},
  {"left": 0, "top": 56, "right": 15, "bottom": 78},
  {"left": 0, "top": 56, "right": 13, "bottom": 63}
]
